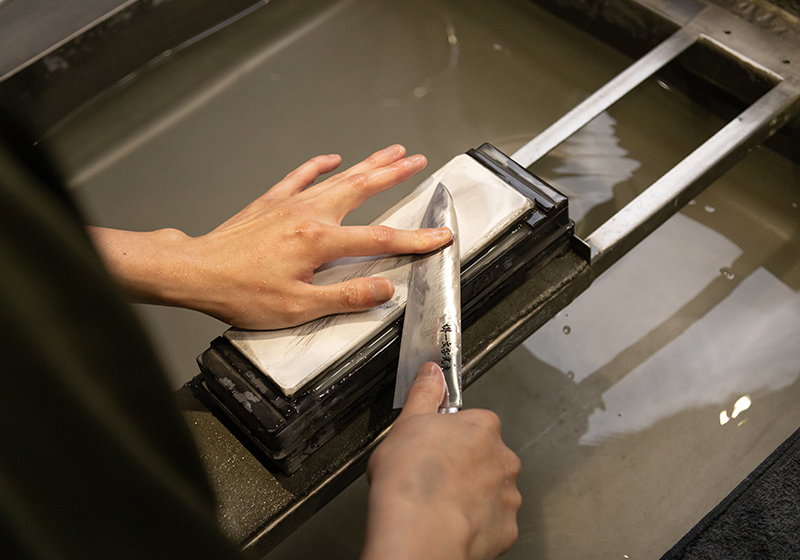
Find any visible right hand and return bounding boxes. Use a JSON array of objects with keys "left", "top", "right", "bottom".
[{"left": 362, "top": 363, "right": 522, "bottom": 560}]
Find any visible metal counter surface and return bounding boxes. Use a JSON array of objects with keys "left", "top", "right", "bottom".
[{"left": 0, "top": 0, "right": 129, "bottom": 79}]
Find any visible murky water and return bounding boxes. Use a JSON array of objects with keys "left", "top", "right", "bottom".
[
  {"left": 46, "top": 0, "right": 631, "bottom": 387},
  {"left": 44, "top": 0, "right": 800, "bottom": 558},
  {"left": 496, "top": 142, "right": 800, "bottom": 558}
]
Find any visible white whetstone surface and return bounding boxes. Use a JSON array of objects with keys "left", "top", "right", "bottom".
[{"left": 224, "top": 154, "right": 533, "bottom": 396}]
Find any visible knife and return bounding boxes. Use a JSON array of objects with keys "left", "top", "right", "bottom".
[{"left": 393, "top": 182, "right": 462, "bottom": 413}]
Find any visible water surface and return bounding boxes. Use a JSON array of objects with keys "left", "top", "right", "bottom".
[{"left": 44, "top": 0, "right": 800, "bottom": 557}]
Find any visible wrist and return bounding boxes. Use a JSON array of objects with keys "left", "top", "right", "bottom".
[
  {"left": 88, "top": 226, "right": 203, "bottom": 308},
  {"left": 361, "top": 492, "right": 471, "bottom": 560}
]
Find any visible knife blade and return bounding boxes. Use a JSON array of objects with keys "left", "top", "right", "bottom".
[{"left": 393, "top": 182, "right": 461, "bottom": 413}]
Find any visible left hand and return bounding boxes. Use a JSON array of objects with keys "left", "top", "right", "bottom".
[{"left": 89, "top": 145, "right": 451, "bottom": 329}]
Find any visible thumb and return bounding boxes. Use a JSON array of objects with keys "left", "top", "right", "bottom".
[{"left": 398, "top": 362, "right": 448, "bottom": 418}]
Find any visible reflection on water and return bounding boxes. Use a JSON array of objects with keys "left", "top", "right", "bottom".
[
  {"left": 720, "top": 395, "right": 751, "bottom": 425},
  {"left": 732, "top": 395, "right": 751, "bottom": 419},
  {"left": 524, "top": 214, "right": 743, "bottom": 385},
  {"left": 524, "top": 207, "right": 800, "bottom": 447},
  {"left": 526, "top": 111, "right": 640, "bottom": 223},
  {"left": 580, "top": 266, "right": 800, "bottom": 445}
]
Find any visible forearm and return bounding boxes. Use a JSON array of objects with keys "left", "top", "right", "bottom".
[{"left": 87, "top": 226, "right": 201, "bottom": 307}]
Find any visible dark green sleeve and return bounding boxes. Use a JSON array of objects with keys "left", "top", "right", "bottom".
[{"left": 0, "top": 135, "right": 242, "bottom": 559}]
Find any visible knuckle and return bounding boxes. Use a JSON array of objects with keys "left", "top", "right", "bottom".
[
  {"left": 504, "top": 448, "right": 522, "bottom": 476},
  {"left": 370, "top": 225, "right": 394, "bottom": 246},
  {"left": 511, "top": 488, "right": 523, "bottom": 510},
  {"left": 339, "top": 282, "right": 363, "bottom": 310},
  {"left": 505, "top": 520, "right": 520, "bottom": 548},
  {"left": 294, "top": 220, "right": 324, "bottom": 241},
  {"left": 347, "top": 172, "right": 370, "bottom": 190},
  {"left": 475, "top": 409, "right": 502, "bottom": 432}
]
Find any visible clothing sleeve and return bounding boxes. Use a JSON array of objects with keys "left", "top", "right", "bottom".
[{"left": 0, "top": 134, "right": 243, "bottom": 560}]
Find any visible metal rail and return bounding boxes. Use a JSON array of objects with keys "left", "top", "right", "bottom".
[
  {"left": 588, "top": 77, "right": 800, "bottom": 273},
  {"left": 512, "top": 26, "right": 698, "bottom": 167},
  {"left": 513, "top": 3, "right": 800, "bottom": 275}
]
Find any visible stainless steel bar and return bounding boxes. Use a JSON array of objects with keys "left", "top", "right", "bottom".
[
  {"left": 511, "top": 25, "right": 698, "bottom": 168},
  {"left": 586, "top": 76, "right": 800, "bottom": 275}
]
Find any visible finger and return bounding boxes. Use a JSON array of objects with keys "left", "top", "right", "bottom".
[
  {"left": 320, "top": 225, "right": 452, "bottom": 259},
  {"left": 307, "top": 276, "right": 396, "bottom": 316},
  {"left": 317, "top": 144, "right": 407, "bottom": 188},
  {"left": 264, "top": 154, "right": 342, "bottom": 199},
  {"left": 398, "top": 362, "right": 448, "bottom": 418},
  {"left": 313, "top": 154, "right": 428, "bottom": 220}
]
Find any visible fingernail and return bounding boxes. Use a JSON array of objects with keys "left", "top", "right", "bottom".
[
  {"left": 371, "top": 278, "right": 394, "bottom": 303},
  {"left": 407, "top": 154, "right": 426, "bottom": 165},
  {"left": 327, "top": 154, "right": 339, "bottom": 159},
  {"left": 419, "top": 362, "right": 442, "bottom": 377},
  {"left": 425, "top": 227, "right": 451, "bottom": 240}
]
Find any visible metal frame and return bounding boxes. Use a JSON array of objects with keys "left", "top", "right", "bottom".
[{"left": 513, "top": 3, "right": 800, "bottom": 275}]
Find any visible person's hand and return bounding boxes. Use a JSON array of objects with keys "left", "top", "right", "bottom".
[
  {"left": 362, "top": 363, "right": 522, "bottom": 560},
  {"left": 89, "top": 145, "right": 451, "bottom": 329}
]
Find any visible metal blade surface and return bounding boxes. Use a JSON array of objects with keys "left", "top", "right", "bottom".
[{"left": 393, "top": 183, "right": 461, "bottom": 413}]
